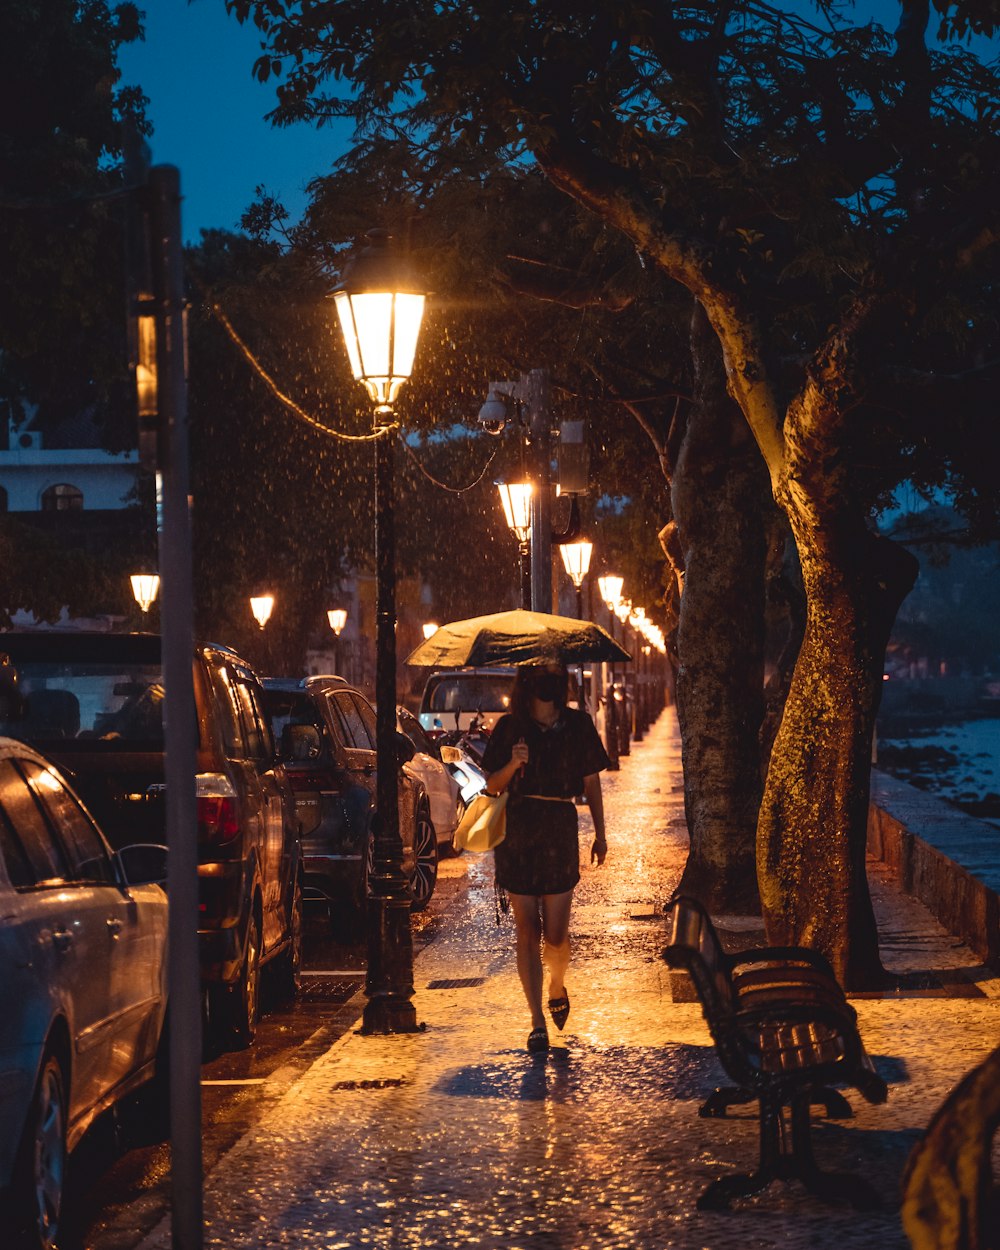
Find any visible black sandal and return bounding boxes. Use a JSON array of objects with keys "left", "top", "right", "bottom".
[
  {"left": 548, "top": 992, "right": 570, "bottom": 1031},
  {"left": 527, "top": 1026, "right": 549, "bottom": 1053}
]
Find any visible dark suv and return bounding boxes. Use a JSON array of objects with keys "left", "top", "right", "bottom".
[
  {"left": 0, "top": 631, "right": 301, "bottom": 1047},
  {"left": 262, "top": 676, "right": 437, "bottom": 923}
]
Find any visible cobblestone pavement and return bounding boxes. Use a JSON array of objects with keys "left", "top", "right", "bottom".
[{"left": 139, "top": 709, "right": 1000, "bottom": 1250}]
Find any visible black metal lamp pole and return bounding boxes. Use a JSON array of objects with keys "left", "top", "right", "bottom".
[
  {"left": 364, "top": 417, "right": 419, "bottom": 1033},
  {"left": 332, "top": 229, "right": 425, "bottom": 1035}
]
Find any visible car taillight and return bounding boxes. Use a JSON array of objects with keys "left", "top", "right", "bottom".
[
  {"left": 195, "top": 772, "right": 240, "bottom": 846},
  {"left": 198, "top": 795, "right": 240, "bottom": 844}
]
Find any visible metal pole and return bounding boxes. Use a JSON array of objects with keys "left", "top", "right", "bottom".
[
  {"left": 604, "top": 608, "right": 620, "bottom": 771},
  {"left": 362, "top": 420, "right": 419, "bottom": 1034},
  {"left": 148, "top": 165, "right": 203, "bottom": 1250},
  {"left": 527, "top": 369, "right": 552, "bottom": 613},
  {"left": 519, "top": 541, "right": 532, "bottom": 610}
]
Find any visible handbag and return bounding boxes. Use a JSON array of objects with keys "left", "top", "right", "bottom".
[{"left": 452, "top": 789, "right": 508, "bottom": 853}]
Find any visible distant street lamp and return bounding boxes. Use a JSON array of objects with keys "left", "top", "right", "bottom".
[
  {"left": 560, "top": 540, "right": 593, "bottom": 618},
  {"left": 422, "top": 622, "right": 439, "bottom": 640},
  {"left": 334, "top": 228, "right": 426, "bottom": 1036},
  {"left": 250, "top": 594, "right": 274, "bottom": 630},
  {"left": 328, "top": 608, "right": 348, "bottom": 676},
  {"left": 597, "top": 574, "right": 624, "bottom": 770},
  {"left": 130, "top": 572, "right": 160, "bottom": 615},
  {"left": 496, "top": 481, "right": 533, "bottom": 609}
]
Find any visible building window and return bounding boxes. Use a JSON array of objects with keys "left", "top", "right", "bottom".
[{"left": 41, "top": 484, "right": 84, "bottom": 512}]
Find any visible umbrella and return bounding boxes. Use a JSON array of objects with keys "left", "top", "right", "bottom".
[{"left": 404, "top": 609, "right": 631, "bottom": 668}]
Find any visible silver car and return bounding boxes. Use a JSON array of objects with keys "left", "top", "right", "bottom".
[{"left": 0, "top": 738, "right": 168, "bottom": 1250}]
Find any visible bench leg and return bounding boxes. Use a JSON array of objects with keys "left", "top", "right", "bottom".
[
  {"left": 696, "top": 1091, "right": 784, "bottom": 1210},
  {"left": 697, "top": 1092, "right": 879, "bottom": 1212}
]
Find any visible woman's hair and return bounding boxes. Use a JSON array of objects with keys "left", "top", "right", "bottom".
[{"left": 510, "top": 663, "right": 568, "bottom": 720}]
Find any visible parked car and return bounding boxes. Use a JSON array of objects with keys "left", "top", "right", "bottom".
[
  {"left": 262, "top": 676, "right": 437, "bottom": 921},
  {"left": 0, "top": 631, "right": 302, "bottom": 1048},
  {"left": 417, "top": 666, "right": 516, "bottom": 735},
  {"left": 396, "top": 706, "right": 487, "bottom": 846},
  {"left": 0, "top": 737, "right": 168, "bottom": 1250}
]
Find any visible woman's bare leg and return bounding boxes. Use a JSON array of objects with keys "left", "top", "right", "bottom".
[
  {"left": 508, "top": 892, "right": 546, "bottom": 1029},
  {"left": 541, "top": 889, "right": 573, "bottom": 1001}
]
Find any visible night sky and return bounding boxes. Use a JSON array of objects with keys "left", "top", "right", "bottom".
[{"left": 118, "top": 0, "right": 353, "bottom": 241}]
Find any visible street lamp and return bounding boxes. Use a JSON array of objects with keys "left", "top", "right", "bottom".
[
  {"left": 597, "top": 574, "right": 624, "bottom": 770},
  {"left": 130, "top": 572, "right": 160, "bottom": 615},
  {"left": 560, "top": 540, "right": 593, "bottom": 618},
  {"left": 334, "top": 228, "right": 425, "bottom": 1036},
  {"left": 496, "top": 480, "right": 533, "bottom": 608},
  {"left": 422, "top": 622, "right": 439, "bottom": 640},
  {"left": 328, "top": 608, "right": 348, "bottom": 676},
  {"left": 250, "top": 594, "right": 274, "bottom": 630}
]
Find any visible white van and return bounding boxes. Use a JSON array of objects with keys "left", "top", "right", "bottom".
[{"left": 417, "top": 668, "right": 516, "bottom": 734}]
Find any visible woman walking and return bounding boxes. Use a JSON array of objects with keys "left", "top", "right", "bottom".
[{"left": 481, "top": 660, "right": 610, "bottom": 1053}]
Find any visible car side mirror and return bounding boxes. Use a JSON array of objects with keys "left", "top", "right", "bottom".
[
  {"left": 395, "top": 730, "right": 416, "bottom": 765},
  {"left": 118, "top": 843, "right": 168, "bottom": 886},
  {"left": 440, "top": 744, "right": 462, "bottom": 764}
]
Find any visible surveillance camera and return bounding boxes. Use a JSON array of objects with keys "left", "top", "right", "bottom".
[{"left": 477, "top": 388, "right": 509, "bottom": 435}]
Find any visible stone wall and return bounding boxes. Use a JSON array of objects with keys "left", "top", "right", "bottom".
[{"left": 868, "top": 770, "right": 1000, "bottom": 967}]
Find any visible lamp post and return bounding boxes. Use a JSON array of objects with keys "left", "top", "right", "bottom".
[
  {"left": 333, "top": 228, "right": 425, "bottom": 1035},
  {"left": 560, "top": 540, "right": 593, "bottom": 619},
  {"left": 422, "top": 621, "right": 439, "bottom": 640},
  {"left": 496, "top": 480, "right": 533, "bottom": 608},
  {"left": 130, "top": 572, "right": 160, "bottom": 615},
  {"left": 597, "top": 574, "right": 624, "bottom": 770},
  {"left": 614, "top": 598, "right": 632, "bottom": 756},
  {"left": 328, "top": 608, "right": 347, "bottom": 675}
]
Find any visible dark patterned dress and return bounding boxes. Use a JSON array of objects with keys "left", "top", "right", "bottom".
[{"left": 481, "top": 708, "right": 610, "bottom": 896}]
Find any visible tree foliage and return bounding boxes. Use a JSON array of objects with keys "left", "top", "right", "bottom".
[{"left": 231, "top": 0, "right": 1000, "bottom": 981}]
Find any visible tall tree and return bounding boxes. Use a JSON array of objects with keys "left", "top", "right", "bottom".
[{"left": 232, "top": 0, "right": 1000, "bottom": 983}]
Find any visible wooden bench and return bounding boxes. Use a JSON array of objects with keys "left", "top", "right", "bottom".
[{"left": 663, "top": 895, "right": 888, "bottom": 1210}]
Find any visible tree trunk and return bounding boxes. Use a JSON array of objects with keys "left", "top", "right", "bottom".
[
  {"left": 758, "top": 523, "right": 918, "bottom": 986},
  {"left": 672, "top": 306, "right": 771, "bottom": 913}
]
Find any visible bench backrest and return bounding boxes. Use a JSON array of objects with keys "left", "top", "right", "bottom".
[{"left": 663, "top": 896, "right": 740, "bottom": 1021}]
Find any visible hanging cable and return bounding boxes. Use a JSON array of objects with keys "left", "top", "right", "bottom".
[
  {"left": 208, "top": 301, "right": 390, "bottom": 442},
  {"left": 399, "top": 433, "right": 500, "bottom": 493}
]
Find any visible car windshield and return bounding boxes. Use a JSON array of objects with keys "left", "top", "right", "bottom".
[
  {"left": 0, "top": 659, "right": 166, "bottom": 747},
  {"left": 423, "top": 674, "right": 514, "bottom": 714}
]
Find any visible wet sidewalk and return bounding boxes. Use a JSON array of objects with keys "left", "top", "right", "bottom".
[{"left": 140, "top": 709, "right": 1000, "bottom": 1250}]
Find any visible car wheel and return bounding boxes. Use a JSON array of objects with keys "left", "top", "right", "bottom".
[
  {"left": 13, "top": 1052, "right": 67, "bottom": 1250},
  {"left": 272, "top": 872, "right": 303, "bottom": 1002},
  {"left": 229, "top": 908, "right": 262, "bottom": 1048},
  {"left": 410, "top": 801, "right": 438, "bottom": 912}
]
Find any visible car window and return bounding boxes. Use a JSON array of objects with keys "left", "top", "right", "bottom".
[
  {"left": 330, "top": 691, "right": 373, "bottom": 750},
  {"left": 0, "top": 758, "right": 70, "bottom": 884},
  {"left": 21, "top": 759, "right": 116, "bottom": 885},
  {"left": 0, "top": 660, "right": 166, "bottom": 746},
  {"left": 0, "top": 799, "right": 35, "bottom": 889},
  {"left": 352, "top": 694, "right": 378, "bottom": 746},
  {"left": 213, "top": 664, "right": 245, "bottom": 756},
  {"left": 230, "top": 676, "right": 268, "bottom": 761}
]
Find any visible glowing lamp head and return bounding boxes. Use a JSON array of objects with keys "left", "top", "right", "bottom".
[
  {"left": 496, "top": 481, "right": 533, "bottom": 544},
  {"left": 560, "top": 541, "right": 593, "bottom": 588},
  {"left": 598, "top": 574, "right": 623, "bottom": 609},
  {"left": 327, "top": 608, "right": 347, "bottom": 636},
  {"left": 422, "top": 622, "right": 439, "bottom": 640},
  {"left": 333, "top": 229, "right": 426, "bottom": 413},
  {"left": 250, "top": 595, "right": 275, "bottom": 630},
  {"left": 130, "top": 573, "right": 160, "bottom": 614}
]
